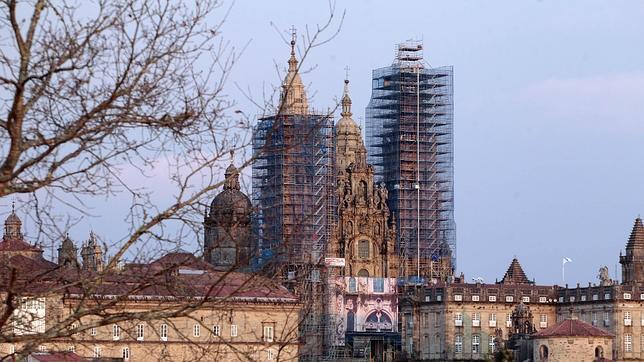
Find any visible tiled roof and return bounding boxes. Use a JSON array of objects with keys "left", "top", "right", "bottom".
[
  {"left": 533, "top": 318, "right": 614, "bottom": 338},
  {"left": 626, "top": 217, "right": 644, "bottom": 248},
  {"left": 500, "top": 258, "right": 531, "bottom": 284},
  {"left": 0, "top": 237, "right": 41, "bottom": 252}
]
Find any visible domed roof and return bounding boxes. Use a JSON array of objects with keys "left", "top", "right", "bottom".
[
  {"left": 3, "top": 203, "right": 23, "bottom": 241},
  {"left": 209, "top": 162, "right": 251, "bottom": 225}
]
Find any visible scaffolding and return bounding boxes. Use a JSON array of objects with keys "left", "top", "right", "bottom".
[
  {"left": 365, "top": 41, "right": 455, "bottom": 282},
  {"left": 252, "top": 110, "right": 335, "bottom": 361},
  {"left": 252, "top": 113, "right": 334, "bottom": 266}
]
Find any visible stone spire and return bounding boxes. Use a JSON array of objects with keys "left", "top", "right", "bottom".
[
  {"left": 82, "top": 231, "right": 104, "bottom": 272},
  {"left": 58, "top": 233, "right": 79, "bottom": 268},
  {"left": 3, "top": 202, "right": 23, "bottom": 241},
  {"left": 335, "top": 78, "right": 367, "bottom": 173},
  {"left": 279, "top": 29, "right": 308, "bottom": 115},
  {"left": 626, "top": 217, "right": 644, "bottom": 249},
  {"left": 500, "top": 257, "right": 532, "bottom": 285},
  {"left": 620, "top": 216, "right": 644, "bottom": 284}
]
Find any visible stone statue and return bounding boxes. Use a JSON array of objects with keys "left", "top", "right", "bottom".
[{"left": 598, "top": 266, "right": 613, "bottom": 286}]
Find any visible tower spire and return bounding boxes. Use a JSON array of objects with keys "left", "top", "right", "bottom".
[
  {"left": 341, "top": 71, "right": 352, "bottom": 118},
  {"left": 279, "top": 26, "right": 308, "bottom": 115}
]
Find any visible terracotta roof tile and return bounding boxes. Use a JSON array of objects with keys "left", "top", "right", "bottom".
[{"left": 533, "top": 318, "right": 614, "bottom": 338}]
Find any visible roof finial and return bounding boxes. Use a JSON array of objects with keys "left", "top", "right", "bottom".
[
  {"left": 11, "top": 200, "right": 15, "bottom": 214},
  {"left": 289, "top": 25, "right": 296, "bottom": 56},
  {"left": 341, "top": 70, "right": 352, "bottom": 118}
]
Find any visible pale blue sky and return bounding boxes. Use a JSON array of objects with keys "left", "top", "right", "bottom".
[
  {"left": 220, "top": 0, "right": 644, "bottom": 286},
  {"left": 8, "top": 1, "right": 643, "bottom": 287}
]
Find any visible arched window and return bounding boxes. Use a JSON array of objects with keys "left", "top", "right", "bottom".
[
  {"left": 360, "top": 180, "right": 368, "bottom": 202},
  {"left": 357, "top": 269, "right": 369, "bottom": 278},
  {"left": 358, "top": 240, "right": 370, "bottom": 259},
  {"left": 539, "top": 345, "right": 549, "bottom": 361},
  {"left": 595, "top": 346, "right": 603, "bottom": 358},
  {"left": 348, "top": 277, "right": 357, "bottom": 293},
  {"left": 346, "top": 310, "right": 355, "bottom": 332}
]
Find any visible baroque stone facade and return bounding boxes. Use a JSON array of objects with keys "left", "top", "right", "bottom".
[{"left": 332, "top": 79, "right": 397, "bottom": 279}]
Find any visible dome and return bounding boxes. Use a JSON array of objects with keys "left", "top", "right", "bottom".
[
  {"left": 209, "top": 163, "right": 251, "bottom": 226},
  {"left": 3, "top": 204, "right": 23, "bottom": 240}
]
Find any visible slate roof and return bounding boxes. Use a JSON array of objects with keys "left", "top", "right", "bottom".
[
  {"left": 28, "top": 352, "right": 86, "bottom": 362},
  {"left": 500, "top": 257, "right": 532, "bottom": 284},
  {"left": 533, "top": 318, "right": 614, "bottom": 338}
]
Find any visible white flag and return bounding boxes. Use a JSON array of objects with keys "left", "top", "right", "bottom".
[{"left": 563, "top": 257, "right": 573, "bottom": 264}]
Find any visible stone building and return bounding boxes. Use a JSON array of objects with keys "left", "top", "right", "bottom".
[
  {"left": 399, "top": 257, "right": 558, "bottom": 360},
  {"left": 0, "top": 206, "right": 302, "bottom": 361},
  {"left": 532, "top": 317, "right": 614, "bottom": 362},
  {"left": 204, "top": 161, "right": 253, "bottom": 271},
  {"left": 555, "top": 217, "right": 644, "bottom": 361},
  {"left": 332, "top": 78, "right": 397, "bottom": 279},
  {"left": 325, "top": 79, "right": 400, "bottom": 361},
  {"left": 57, "top": 234, "right": 79, "bottom": 268}
]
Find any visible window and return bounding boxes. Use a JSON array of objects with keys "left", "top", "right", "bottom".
[
  {"left": 625, "top": 333, "right": 633, "bottom": 352},
  {"left": 472, "top": 313, "right": 480, "bottom": 327},
  {"left": 358, "top": 240, "right": 370, "bottom": 259},
  {"left": 604, "top": 293, "right": 611, "bottom": 300},
  {"left": 90, "top": 327, "right": 97, "bottom": 336},
  {"left": 472, "top": 334, "right": 480, "bottom": 353},
  {"left": 263, "top": 325, "right": 274, "bottom": 342},
  {"left": 488, "top": 295, "right": 497, "bottom": 302},
  {"left": 558, "top": 296, "right": 564, "bottom": 302},
  {"left": 522, "top": 296, "right": 530, "bottom": 303},
  {"left": 71, "top": 323, "right": 78, "bottom": 330},
  {"left": 93, "top": 346, "right": 101, "bottom": 358},
  {"left": 231, "top": 324, "right": 238, "bottom": 337},
  {"left": 454, "top": 294, "right": 462, "bottom": 301},
  {"left": 136, "top": 324, "right": 145, "bottom": 341},
  {"left": 373, "top": 278, "right": 384, "bottom": 293},
  {"left": 160, "top": 324, "right": 168, "bottom": 341},
  {"left": 505, "top": 296, "right": 514, "bottom": 303},
  {"left": 193, "top": 324, "right": 200, "bottom": 337},
  {"left": 68, "top": 346, "right": 75, "bottom": 352},
  {"left": 9, "top": 345, "right": 15, "bottom": 354},
  {"left": 641, "top": 293, "right": 644, "bottom": 300},
  {"left": 593, "top": 294, "right": 599, "bottom": 301},
  {"left": 506, "top": 314, "right": 512, "bottom": 327},
  {"left": 213, "top": 325, "right": 221, "bottom": 336},
  {"left": 489, "top": 335, "right": 495, "bottom": 353},
  {"left": 434, "top": 312, "right": 440, "bottom": 327},
  {"left": 348, "top": 278, "right": 357, "bottom": 293},
  {"left": 436, "top": 294, "right": 442, "bottom": 302},
  {"left": 424, "top": 295, "right": 431, "bottom": 302},
  {"left": 581, "top": 295, "right": 587, "bottom": 301},
  {"left": 267, "top": 349, "right": 275, "bottom": 360},
  {"left": 604, "top": 311, "right": 610, "bottom": 326},
  {"left": 471, "top": 295, "right": 480, "bottom": 302},
  {"left": 489, "top": 313, "right": 497, "bottom": 327},
  {"left": 112, "top": 324, "right": 120, "bottom": 340},
  {"left": 122, "top": 347, "right": 130, "bottom": 360},
  {"left": 357, "top": 269, "right": 369, "bottom": 278},
  {"left": 569, "top": 296, "right": 575, "bottom": 302},
  {"left": 539, "top": 296, "right": 547, "bottom": 303},
  {"left": 624, "top": 293, "right": 632, "bottom": 300},
  {"left": 454, "top": 312, "right": 463, "bottom": 327},
  {"left": 38, "top": 346, "right": 47, "bottom": 352},
  {"left": 624, "top": 311, "right": 632, "bottom": 326},
  {"left": 540, "top": 314, "right": 548, "bottom": 328},
  {"left": 455, "top": 334, "right": 463, "bottom": 353},
  {"left": 592, "top": 312, "right": 598, "bottom": 325},
  {"left": 422, "top": 313, "right": 429, "bottom": 328}
]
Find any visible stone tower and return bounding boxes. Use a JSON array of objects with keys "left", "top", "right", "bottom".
[
  {"left": 333, "top": 79, "right": 397, "bottom": 278},
  {"left": 204, "top": 162, "right": 252, "bottom": 271},
  {"left": 81, "top": 231, "right": 104, "bottom": 272},
  {"left": 58, "top": 234, "right": 79, "bottom": 268},
  {"left": 620, "top": 217, "right": 644, "bottom": 284},
  {"left": 0, "top": 204, "right": 43, "bottom": 260}
]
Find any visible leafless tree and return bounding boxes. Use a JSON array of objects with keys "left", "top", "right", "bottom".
[{"left": 0, "top": 0, "right": 344, "bottom": 360}]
